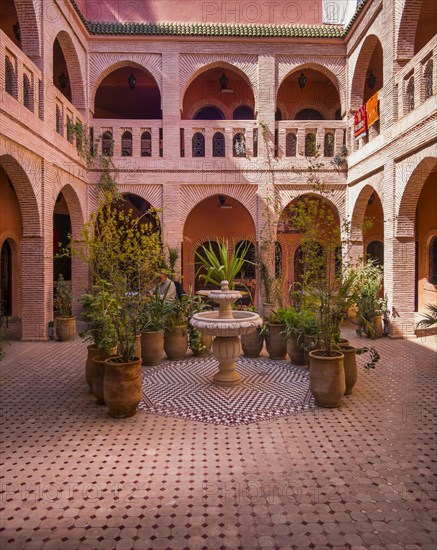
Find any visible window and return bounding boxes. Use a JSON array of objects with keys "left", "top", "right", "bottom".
[
  {"left": 305, "top": 133, "right": 316, "bottom": 156},
  {"left": 233, "top": 105, "right": 254, "bottom": 120},
  {"left": 121, "top": 131, "right": 132, "bottom": 157},
  {"left": 5, "top": 57, "right": 14, "bottom": 97},
  {"left": 102, "top": 131, "right": 113, "bottom": 156},
  {"left": 141, "top": 131, "right": 152, "bottom": 157},
  {"left": 424, "top": 60, "right": 433, "bottom": 101},
  {"left": 324, "top": 133, "right": 334, "bottom": 157},
  {"left": 23, "top": 74, "right": 32, "bottom": 111},
  {"left": 192, "top": 132, "right": 205, "bottom": 157},
  {"left": 212, "top": 132, "right": 225, "bottom": 157},
  {"left": 429, "top": 236, "right": 437, "bottom": 285},
  {"left": 286, "top": 133, "right": 297, "bottom": 157},
  {"left": 253, "top": 128, "right": 258, "bottom": 158},
  {"left": 406, "top": 76, "right": 415, "bottom": 113},
  {"left": 233, "top": 133, "right": 246, "bottom": 157},
  {"left": 56, "top": 105, "right": 63, "bottom": 135}
]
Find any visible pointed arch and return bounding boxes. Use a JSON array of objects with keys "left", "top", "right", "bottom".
[
  {"left": 53, "top": 31, "right": 86, "bottom": 111},
  {"left": 350, "top": 35, "right": 384, "bottom": 112},
  {"left": 350, "top": 185, "right": 383, "bottom": 242}
]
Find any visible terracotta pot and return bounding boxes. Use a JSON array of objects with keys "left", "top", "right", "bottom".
[
  {"left": 164, "top": 326, "right": 188, "bottom": 360},
  {"left": 141, "top": 330, "right": 164, "bottom": 366},
  {"left": 192, "top": 334, "right": 213, "bottom": 357},
  {"left": 309, "top": 349, "right": 345, "bottom": 408},
  {"left": 265, "top": 323, "right": 287, "bottom": 360},
  {"left": 241, "top": 327, "right": 263, "bottom": 358},
  {"left": 103, "top": 356, "right": 142, "bottom": 418},
  {"left": 85, "top": 345, "right": 100, "bottom": 392},
  {"left": 286, "top": 334, "right": 305, "bottom": 365},
  {"left": 304, "top": 335, "right": 322, "bottom": 366},
  {"left": 340, "top": 345, "right": 358, "bottom": 395},
  {"left": 91, "top": 356, "right": 107, "bottom": 405},
  {"left": 56, "top": 317, "right": 76, "bottom": 342},
  {"left": 373, "top": 315, "right": 383, "bottom": 338}
]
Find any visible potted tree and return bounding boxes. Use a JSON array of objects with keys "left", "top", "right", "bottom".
[
  {"left": 261, "top": 308, "right": 288, "bottom": 360},
  {"left": 164, "top": 296, "right": 191, "bottom": 360},
  {"left": 54, "top": 274, "right": 76, "bottom": 341},
  {"left": 77, "top": 196, "right": 162, "bottom": 418},
  {"left": 140, "top": 290, "right": 173, "bottom": 366},
  {"left": 355, "top": 261, "right": 384, "bottom": 339}
]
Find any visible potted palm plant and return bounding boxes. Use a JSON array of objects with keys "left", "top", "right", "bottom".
[
  {"left": 140, "top": 290, "right": 173, "bottom": 366},
  {"left": 54, "top": 274, "right": 76, "bottom": 341}
]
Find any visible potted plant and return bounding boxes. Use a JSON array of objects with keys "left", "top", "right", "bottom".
[
  {"left": 261, "top": 308, "right": 288, "bottom": 360},
  {"left": 164, "top": 296, "right": 191, "bottom": 360},
  {"left": 240, "top": 304, "right": 264, "bottom": 357},
  {"left": 187, "top": 295, "right": 213, "bottom": 357},
  {"left": 140, "top": 290, "right": 173, "bottom": 366},
  {"left": 54, "top": 274, "right": 76, "bottom": 341},
  {"left": 282, "top": 307, "right": 320, "bottom": 366},
  {"left": 75, "top": 196, "right": 162, "bottom": 417},
  {"left": 355, "top": 261, "right": 384, "bottom": 339},
  {"left": 337, "top": 344, "right": 380, "bottom": 395}
]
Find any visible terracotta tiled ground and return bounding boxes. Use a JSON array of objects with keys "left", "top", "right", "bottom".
[{"left": 0, "top": 325, "right": 436, "bottom": 550}]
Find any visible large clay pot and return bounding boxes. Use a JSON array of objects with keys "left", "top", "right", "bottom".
[
  {"left": 265, "top": 323, "right": 287, "bottom": 360},
  {"left": 103, "top": 356, "right": 142, "bottom": 418},
  {"left": 141, "top": 330, "right": 164, "bottom": 366},
  {"left": 85, "top": 345, "right": 100, "bottom": 391},
  {"left": 309, "top": 349, "right": 345, "bottom": 408},
  {"left": 91, "top": 356, "right": 107, "bottom": 405},
  {"left": 164, "top": 326, "right": 188, "bottom": 360},
  {"left": 286, "top": 334, "right": 305, "bottom": 365},
  {"left": 56, "top": 317, "right": 76, "bottom": 342},
  {"left": 304, "top": 335, "right": 322, "bottom": 366},
  {"left": 192, "top": 334, "right": 213, "bottom": 357},
  {"left": 373, "top": 315, "right": 383, "bottom": 338},
  {"left": 241, "top": 327, "right": 263, "bottom": 358},
  {"left": 340, "top": 345, "right": 358, "bottom": 395}
]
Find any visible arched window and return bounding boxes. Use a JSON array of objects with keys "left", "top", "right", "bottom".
[
  {"left": 295, "top": 109, "right": 324, "bottom": 120},
  {"left": 102, "top": 131, "right": 113, "bottom": 156},
  {"left": 275, "top": 108, "right": 282, "bottom": 121},
  {"left": 324, "top": 132, "right": 334, "bottom": 157},
  {"left": 233, "top": 133, "right": 246, "bottom": 157},
  {"left": 235, "top": 240, "right": 256, "bottom": 280},
  {"left": 429, "top": 236, "right": 437, "bottom": 285},
  {"left": 56, "top": 105, "right": 63, "bottom": 135},
  {"left": 194, "top": 106, "right": 224, "bottom": 120},
  {"left": 5, "top": 57, "right": 14, "bottom": 97},
  {"left": 424, "top": 60, "right": 433, "bottom": 101},
  {"left": 406, "top": 76, "right": 415, "bottom": 113},
  {"left": 212, "top": 132, "right": 225, "bottom": 157},
  {"left": 121, "top": 131, "right": 132, "bottom": 157},
  {"left": 367, "top": 240, "right": 384, "bottom": 267},
  {"left": 1, "top": 240, "right": 12, "bottom": 316},
  {"left": 275, "top": 242, "right": 282, "bottom": 279},
  {"left": 233, "top": 105, "right": 254, "bottom": 120},
  {"left": 305, "top": 133, "right": 316, "bottom": 157},
  {"left": 141, "top": 131, "right": 152, "bottom": 157},
  {"left": 23, "top": 74, "right": 32, "bottom": 111},
  {"left": 286, "top": 133, "right": 297, "bottom": 157},
  {"left": 192, "top": 132, "right": 205, "bottom": 157}
]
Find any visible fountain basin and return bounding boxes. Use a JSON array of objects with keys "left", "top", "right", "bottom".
[{"left": 190, "top": 311, "right": 262, "bottom": 337}]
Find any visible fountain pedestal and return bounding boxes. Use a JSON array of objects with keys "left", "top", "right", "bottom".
[{"left": 190, "top": 281, "right": 263, "bottom": 387}]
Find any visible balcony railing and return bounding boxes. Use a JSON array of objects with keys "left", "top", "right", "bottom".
[
  {"left": 395, "top": 34, "right": 436, "bottom": 120},
  {"left": 1, "top": 29, "right": 42, "bottom": 121},
  {"left": 92, "top": 120, "right": 163, "bottom": 159}
]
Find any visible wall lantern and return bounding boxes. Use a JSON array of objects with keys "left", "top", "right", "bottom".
[
  {"left": 367, "top": 71, "right": 376, "bottom": 89},
  {"left": 219, "top": 72, "right": 229, "bottom": 91},
  {"left": 218, "top": 195, "right": 232, "bottom": 209},
  {"left": 297, "top": 72, "right": 307, "bottom": 89},
  {"left": 58, "top": 72, "right": 68, "bottom": 89},
  {"left": 12, "top": 22, "right": 20, "bottom": 41},
  {"left": 127, "top": 72, "right": 136, "bottom": 89}
]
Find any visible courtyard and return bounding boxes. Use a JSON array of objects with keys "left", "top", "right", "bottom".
[{"left": 0, "top": 326, "right": 436, "bottom": 550}]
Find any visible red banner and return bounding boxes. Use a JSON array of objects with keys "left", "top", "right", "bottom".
[{"left": 354, "top": 104, "right": 367, "bottom": 140}]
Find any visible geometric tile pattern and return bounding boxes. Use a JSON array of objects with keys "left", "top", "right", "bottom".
[
  {"left": 0, "top": 325, "right": 436, "bottom": 550},
  {"left": 140, "top": 356, "right": 315, "bottom": 425}
]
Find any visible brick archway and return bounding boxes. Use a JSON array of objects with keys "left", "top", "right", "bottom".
[
  {"left": 350, "top": 35, "right": 383, "bottom": 112},
  {"left": 54, "top": 31, "right": 86, "bottom": 111},
  {"left": 350, "top": 185, "right": 382, "bottom": 242},
  {"left": 14, "top": 0, "right": 41, "bottom": 64},
  {"left": 396, "top": 0, "right": 423, "bottom": 61}
]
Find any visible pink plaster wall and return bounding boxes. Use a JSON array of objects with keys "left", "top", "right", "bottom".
[{"left": 75, "top": 0, "right": 324, "bottom": 25}]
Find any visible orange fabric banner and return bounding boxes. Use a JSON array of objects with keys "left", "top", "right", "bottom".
[{"left": 366, "top": 91, "right": 379, "bottom": 128}]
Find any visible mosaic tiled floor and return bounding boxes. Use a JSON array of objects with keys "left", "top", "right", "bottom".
[{"left": 139, "top": 356, "right": 314, "bottom": 425}]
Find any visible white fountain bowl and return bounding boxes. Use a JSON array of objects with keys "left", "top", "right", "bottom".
[{"left": 190, "top": 311, "right": 263, "bottom": 337}]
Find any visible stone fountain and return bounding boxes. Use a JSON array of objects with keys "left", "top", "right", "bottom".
[{"left": 190, "top": 280, "right": 263, "bottom": 386}]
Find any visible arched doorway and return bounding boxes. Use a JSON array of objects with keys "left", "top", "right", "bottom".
[
  {"left": 1, "top": 240, "right": 12, "bottom": 316},
  {"left": 183, "top": 195, "right": 256, "bottom": 293},
  {"left": 53, "top": 192, "right": 72, "bottom": 282}
]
